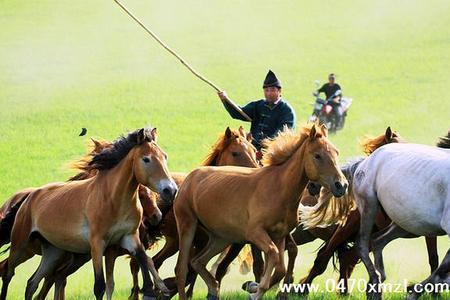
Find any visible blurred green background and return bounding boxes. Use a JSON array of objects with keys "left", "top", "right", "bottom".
[{"left": 1, "top": 0, "right": 449, "bottom": 298}]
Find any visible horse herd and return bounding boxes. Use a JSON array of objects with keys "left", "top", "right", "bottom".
[{"left": 0, "top": 124, "right": 449, "bottom": 300}]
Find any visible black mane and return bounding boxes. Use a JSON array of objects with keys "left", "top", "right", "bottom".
[{"left": 89, "top": 127, "right": 154, "bottom": 170}]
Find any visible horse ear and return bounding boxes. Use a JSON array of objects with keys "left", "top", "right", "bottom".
[
  {"left": 225, "top": 127, "right": 232, "bottom": 139},
  {"left": 151, "top": 128, "right": 158, "bottom": 142},
  {"left": 310, "top": 125, "right": 317, "bottom": 140},
  {"left": 385, "top": 126, "right": 393, "bottom": 142},
  {"left": 246, "top": 132, "right": 253, "bottom": 142},
  {"left": 137, "top": 128, "right": 145, "bottom": 144},
  {"left": 320, "top": 124, "right": 328, "bottom": 137},
  {"left": 238, "top": 126, "right": 245, "bottom": 137},
  {"left": 90, "top": 138, "right": 102, "bottom": 152}
]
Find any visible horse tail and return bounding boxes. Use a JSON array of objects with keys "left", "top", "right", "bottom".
[
  {"left": 237, "top": 244, "right": 253, "bottom": 275},
  {"left": 0, "top": 192, "right": 29, "bottom": 250}
]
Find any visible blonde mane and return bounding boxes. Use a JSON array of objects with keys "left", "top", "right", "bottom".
[
  {"left": 261, "top": 125, "right": 320, "bottom": 166},
  {"left": 300, "top": 182, "right": 357, "bottom": 229}
]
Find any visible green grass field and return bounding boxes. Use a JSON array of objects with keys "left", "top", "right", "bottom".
[{"left": 1, "top": 0, "right": 450, "bottom": 299}]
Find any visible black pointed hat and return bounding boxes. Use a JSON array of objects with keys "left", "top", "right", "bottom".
[{"left": 263, "top": 70, "right": 282, "bottom": 88}]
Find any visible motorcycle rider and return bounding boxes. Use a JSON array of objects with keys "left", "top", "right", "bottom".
[{"left": 316, "top": 73, "right": 343, "bottom": 128}]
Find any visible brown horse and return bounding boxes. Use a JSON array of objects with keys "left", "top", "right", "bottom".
[
  {"left": 174, "top": 124, "right": 348, "bottom": 300},
  {"left": 214, "top": 126, "right": 404, "bottom": 296},
  {"left": 18, "top": 138, "right": 165, "bottom": 300},
  {"left": 25, "top": 126, "right": 257, "bottom": 300},
  {"left": 0, "top": 127, "right": 177, "bottom": 300},
  {"left": 128, "top": 126, "right": 259, "bottom": 299}
]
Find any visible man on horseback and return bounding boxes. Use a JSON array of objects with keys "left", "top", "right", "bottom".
[
  {"left": 316, "top": 73, "right": 343, "bottom": 128},
  {"left": 218, "top": 70, "right": 296, "bottom": 156}
]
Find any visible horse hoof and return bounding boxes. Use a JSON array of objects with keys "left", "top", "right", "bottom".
[
  {"left": 366, "top": 292, "right": 382, "bottom": 300},
  {"left": 276, "top": 292, "right": 287, "bottom": 300},
  {"left": 242, "top": 281, "right": 259, "bottom": 293},
  {"left": 206, "top": 293, "right": 219, "bottom": 300},
  {"left": 142, "top": 296, "right": 157, "bottom": 300}
]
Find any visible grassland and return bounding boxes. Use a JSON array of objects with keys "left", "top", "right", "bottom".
[{"left": 1, "top": 0, "right": 449, "bottom": 298}]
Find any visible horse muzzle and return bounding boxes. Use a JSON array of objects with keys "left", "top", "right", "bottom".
[
  {"left": 330, "top": 180, "right": 348, "bottom": 197},
  {"left": 158, "top": 180, "right": 178, "bottom": 203}
]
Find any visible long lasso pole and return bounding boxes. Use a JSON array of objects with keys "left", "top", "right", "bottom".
[{"left": 113, "top": 0, "right": 252, "bottom": 121}]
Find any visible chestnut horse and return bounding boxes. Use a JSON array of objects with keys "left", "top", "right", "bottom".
[
  {"left": 20, "top": 138, "right": 166, "bottom": 300},
  {"left": 22, "top": 126, "right": 257, "bottom": 300},
  {"left": 214, "top": 126, "right": 407, "bottom": 296},
  {"left": 129, "top": 126, "right": 259, "bottom": 299},
  {"left": 0, "top": 127, "right": 177, "bottom": 300},
  {"left": 174, "top": 124, "right": 348, "bottom": 300}
]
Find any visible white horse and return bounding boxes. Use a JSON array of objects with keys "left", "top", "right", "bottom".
[{"left": 353, "top": 142, "right": 450, "bottom": 300}]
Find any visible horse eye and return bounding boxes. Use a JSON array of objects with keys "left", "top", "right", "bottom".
[
  {"left": 142, "top": 157, "right": 150, "bottom": 163},
  {"left": 232, "top": 152, "right": 239, "bottom": 157},
  {"left": 314, "top": 154, "right": 321, "bottom": 160}
]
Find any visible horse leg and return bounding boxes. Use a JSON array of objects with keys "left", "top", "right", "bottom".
[
  {"left": 186, "top": 271, "right": 198, "bottom": 299},
  {"left": 372, "top": 223, "right": 413, "bottom": 283},
  {"left": 215, "top": 243, "right": 244, "bottom": 285},
  {"left": 120, "top": 234, "right": 160, "bottom": 300},
  {"left": 90, "top": 236, "right": 106, "bottom": 300},
  {"left": 190, "top": 234, "right": 228, "bottom": 300},
  {"left": 425, "top": 236, "right": 439, "bottom": 274},
  {"left": 25, "top": 242, "right": 66, "bottom": 300},
  {"left": 354, "top": 192, "right": 382, "bottom": 300},
  {"left": 246, "top": 229, "right": 281, "bottom": 300},
  {"left": 53, "top": 253, "right": 90, "bottom": 300},
  {"left": 1, "top": 243, "right": 35, "bottom": 300},
  {"left": 129, "top": 257, "right": 140, "bottom": 300},
  {"left": 299, "top": 212, "right": 359, "bottom": 295},
  {"left": 105, "top": 247, "right": 119, "bottom": 300},
  {"left": 336, "top": 245, "right": 360, "bottom": 295},
  {"left": 407, "top": 248, "right": 450, "bottom": 300},
  {"left": 251, "top": 245, "right": 264, "bottom": 283},
  {"left": 269, "top": 239, "right": 288, "bottom": 300},
  {"left": 283, "top": 234, "right": 297, "bottom": 285},
  {"left": 153, "top": 236, "right": 179, "bottom": 270},
  {"left": 210, "top": 248, "right": 229, "bottom": 278},
  {"left": 175, "top": 203, "right": 198, "bottom": 300}
]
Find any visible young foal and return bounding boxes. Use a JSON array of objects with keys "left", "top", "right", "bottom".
[
  {"left": 175, "top": 124, "right": 348, "bottom": 300},
  {"left": 0, "top": 128, "right": 177, "bottom": 300}
]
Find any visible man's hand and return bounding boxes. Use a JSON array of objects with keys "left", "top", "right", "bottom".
[{"left": 218, "top": 90, "right": 229, "bottom": 101}]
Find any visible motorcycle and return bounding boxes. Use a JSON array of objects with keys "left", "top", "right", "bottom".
[{"left": 308, "top": 80, "right": 352, "bottom": 133}]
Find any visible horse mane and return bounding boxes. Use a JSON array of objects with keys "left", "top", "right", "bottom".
[
  {"left": 262, "top": 125, "right": 317, "bottom": 166},
  {"left": 67, "top": 139, "right": 112, "bottom": 181},
  {"left": 89, "top": 127, "right": 154, "bottom": 170},
  {"left": 360, "top": 134, "right": 387, "bottom": 155},
  {"left": 437, "top": 130, "right": 450, "bottom": 148},
  {"left": 360, "top": 130, "right": 403, "bottom": 155},
  {"left": 202, "top": 132, "right": 232, "bottom": 166},
  {"left": 201, "top": 129, "right": 244, "bottom": 166},
  {"left": 299, "top": 158, "right": 363, "bottom": 229}
]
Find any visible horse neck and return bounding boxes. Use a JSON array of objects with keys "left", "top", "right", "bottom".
[
  {"left": 97, "top": 150, "right": 139, "bottom": 208},
  {"left": 272, "top": 140, "right": 310, "bottom": 210}
]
